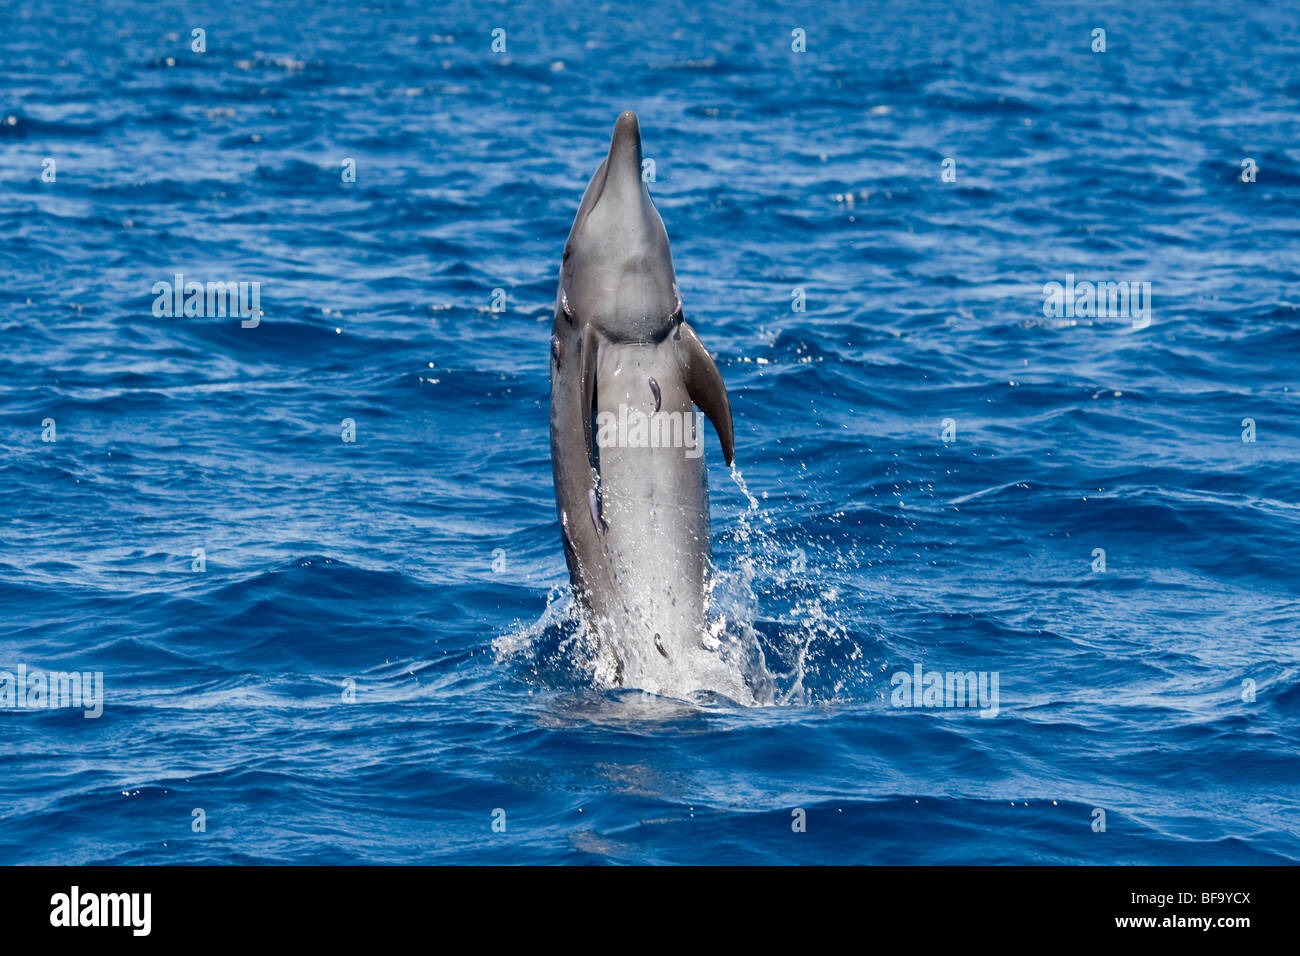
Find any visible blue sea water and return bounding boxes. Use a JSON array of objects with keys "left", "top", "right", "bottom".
[{"left": 1, "top": 0, "right": 1299, "bottom": 865}]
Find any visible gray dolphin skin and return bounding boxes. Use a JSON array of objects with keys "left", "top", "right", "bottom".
[{"left": 549, "top": 111, "right": 748, "bottom": 701}]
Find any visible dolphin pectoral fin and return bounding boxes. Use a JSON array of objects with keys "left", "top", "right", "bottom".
[
  {"left": 676, "top": 322, "right": 735, "bottom": 466},
  {"left": 580, "top": 323, "right": 600, "bottom": 470}
]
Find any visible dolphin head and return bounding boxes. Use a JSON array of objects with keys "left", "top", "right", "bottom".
[{"left": 558, "top": 111, "right": 681, "bottom": 343}]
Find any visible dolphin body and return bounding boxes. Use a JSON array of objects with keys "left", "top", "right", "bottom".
[{"left": 549, "top": 111, "right": 751, "bottom": 702}]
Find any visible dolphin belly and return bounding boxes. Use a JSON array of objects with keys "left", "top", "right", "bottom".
[{"left": 595, "top": 340, "right": 711, "bottom": 662}]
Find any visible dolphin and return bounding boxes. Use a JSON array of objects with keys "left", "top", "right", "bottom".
[{"left": 549, "top": 111, "right": 750, "bottom": 702}]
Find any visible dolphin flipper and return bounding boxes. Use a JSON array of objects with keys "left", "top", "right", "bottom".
[
  {"left": 579, "top": 323, "right": 600, "bottom": 471},
  {"left": 676, "top": 322, "right": 735, "bottom": 466}
]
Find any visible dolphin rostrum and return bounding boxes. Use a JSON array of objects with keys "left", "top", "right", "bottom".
[{"left": 549, "top": 111, "right": 749, "bottom": 702}]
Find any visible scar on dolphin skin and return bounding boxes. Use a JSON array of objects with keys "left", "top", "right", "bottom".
[
  {"left": 588, "top": 487, "right": 605, "bottom": 534},
  {"left": 654, "top": 633, "right": 669, "bottom": 659},
  {"left": 551, "top": 335, "right": 562, "bottom": 366},
  {"left": 561, "top": 288, "right": 574, "bottom": 324},
  {"left": 648, "top": 377, "right": 661, "bottom": 413}
]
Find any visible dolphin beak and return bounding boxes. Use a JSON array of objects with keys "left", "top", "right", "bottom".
[
  {"left": 575, "top": 110, "right": 651, "bottom": 234},
  {"left": 603, "top": 110, "right": 644, "bottom": 195}
]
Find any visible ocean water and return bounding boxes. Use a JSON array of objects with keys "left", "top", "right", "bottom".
[{"left": 2, "top": 0, "right": 1299, "bottom": 865}]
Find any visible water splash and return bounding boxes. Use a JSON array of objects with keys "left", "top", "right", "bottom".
[
  {"left": 496, "top": 466, "right": 862, "bottom": 708},
  {"left": 710, "top": 466, "right": 862, "bottom": 705}
]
